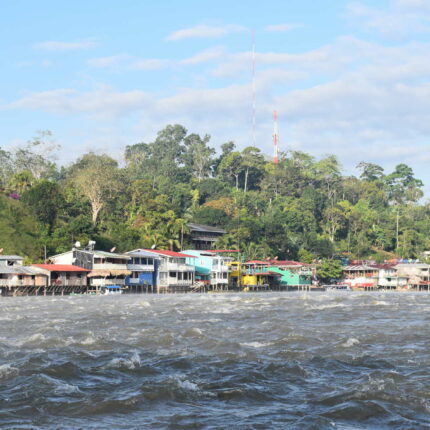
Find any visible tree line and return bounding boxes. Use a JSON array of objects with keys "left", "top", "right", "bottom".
[{"left": 0, "top": 125, "right": 428, "bottom": 263}]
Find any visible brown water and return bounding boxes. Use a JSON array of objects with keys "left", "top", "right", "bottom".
[{"left": 1, "top": 292, "right": 430, "bottom": 429}]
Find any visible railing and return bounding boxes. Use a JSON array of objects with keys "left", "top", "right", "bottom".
[
  {"left": 0, "top": 279, "right": 40, "bottom": 287},
  {"left": 127, "top": 264, "right": 154, "bottom": 271},
  {"left": 93, "top": 263, "right": 129, "bottom": 270},
  {"left": 51, "top": 279, "right": 87, "bottom": 287},
  {"left": 90, "top": 278, "right": 125, "bottom": 286},
  {"left": 159, "top": 280, "right": 193, "bottom": 287},
  {"left": 159, "top": 262, "right": 194, "bottom": 272},
  {"left": 212, "top": 265, "right": 230, "bottom": 272},
  {"left": 299, "top": 269, "right": 313, "bottom": 276}
]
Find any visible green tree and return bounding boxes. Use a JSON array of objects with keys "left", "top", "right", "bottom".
[
  {"left": 70, "top": 153, "right": 122, "bottom": 225},
  {"left": 21, "top": 180, "right": 63, "bottom": 232},
  {"left": 317, "top": 259, "right": 343, "bottom": 284}
]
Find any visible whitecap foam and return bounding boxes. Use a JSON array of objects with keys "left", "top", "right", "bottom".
[
  {"left": 177, "top": 379, "right": 199, "bottom": 391},
  {"left": 341, "top": 338, "right": 360, "bottom": 347},
  {"left": 28, "top": 333, "right": 46, "bottom": 342},
  {"left": 0, "top": 364, "right": 19, "bottom": 380},
  {"left": 105, "top": 351, "right": 141, "bottom": 370},
  {"left": 241, "top": 341, "right": 273, "bottom": 348}
]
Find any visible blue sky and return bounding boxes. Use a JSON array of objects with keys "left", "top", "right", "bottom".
[{"left": 2, "top": 0, "right": 430, "bottom": 187}]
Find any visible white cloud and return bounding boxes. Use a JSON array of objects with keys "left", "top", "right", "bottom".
[
  {"left": 33, "top": 39, "right": 99, "bottom": 51},
  {"left": 265, "top": 23, "right": 301, "bottom": 32},
  {"left": 396, "top": 0, "right": 430, "bottom": 10},
  {"left": 6, "top": 87, "right": 153, "bottom": 120},
  {"left": 347, "top": 1, "right": 430, "bottom": 37},
  {"left": 7, "top": 27, "right": 430, "bottom": 185},
  {"left": 88, "top": 47, "right": 226, "bottom": 70},
  {"left": 166, "top": 24, "right": 246, "bottom": 41},
  {"left": 180, "top": 47, "right": 226, "bottom": 65}
]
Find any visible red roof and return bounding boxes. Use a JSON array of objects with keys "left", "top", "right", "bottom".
[
  {"left": 268, "top": 260, "right": 304, "bottom": 266},
  {"left": 143, "top": 249, "right": 195, "bottom": 258},
  {"left": 32, "top": 264, "right": 90, "bottom": 272},
  {"left": 246, "top": 260, "right": 269, "bottom": 265}
]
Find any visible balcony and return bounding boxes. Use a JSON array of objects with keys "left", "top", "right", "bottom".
[
  {"left": 127, "top": 264, "right": 154, "bottom": 272},
  {"left": 90, "top": 278, "right": 125, "bottom": 287},
  {"left": 93, "top": 263, "right": 128, "bottom": 271},
  {"left": 212, "top": 265, "right": 230, "bottom": 272},
  {"left": 159, "top": 262, "right": 194, "bottom": 272},
  {"left": 159, "top": 279, "right": 193, "bottom": 287},
  {"left": 0, "top": 279, "right": 38, "bottom": 287}
]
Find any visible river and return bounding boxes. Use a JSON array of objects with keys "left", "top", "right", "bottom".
[{"left": 1, "top": 292, "right": 430, "bottom": 429}]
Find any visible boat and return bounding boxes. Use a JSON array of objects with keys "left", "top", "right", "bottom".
[{"left": 102, "top": 285, "right": 123, "bottom": 295}]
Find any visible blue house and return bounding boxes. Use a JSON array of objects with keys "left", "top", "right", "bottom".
[{"left": 125, "top": 250, "right": 159, "bottom": 292}]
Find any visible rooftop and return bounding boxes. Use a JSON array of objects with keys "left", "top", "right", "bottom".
[
  {"left": 0, "top": 255, "right": 23, "bottom": 260},
  {"left": 32, "top": 264, "right": 90, "bottom": 272},
  {"left": 92, "top": 250, "right": 131, "bottom": 259},
  {"left": 126, "top": 250, "right": 159, "bottom": 258},
  {"left": 0, "top": 266, "right": 44, "bottom": 275},
  {"left": 188, "top": 223, "right": 226, "bottom": 234},
  {"left": 143, "top": 249, "right": 195, "bottom": 258}
]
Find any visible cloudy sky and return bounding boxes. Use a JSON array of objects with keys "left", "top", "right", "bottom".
[{"left": 2, "top": 0, "right": 430, "bottom": 185}]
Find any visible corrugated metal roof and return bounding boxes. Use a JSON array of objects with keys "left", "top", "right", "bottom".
[
  {"left": 92, "top": 250, "right": 131, "bottom": 259},
  {"left": 207, "top": 249, "right": 240, "bottom": 253},
  {"left": 143, "top": 249, "right": 195, "bottom": 258},
  {"left": 188, "top": 223, "right": 226, "bottom": 234},
  {"left": 0, "top": 255, "right": 23, "bottom": 260},
  {"left": 343, "top": 265, "right": 376, "bottom": 271},
  {"left": 269, "top": 260, "right": 304, "bottom": 266},
  {"left": 0, "top": 266, "right": 45, "bottom": 275},
  {"left": 126, "top": 250, "right": 159, "bottom": 258},
  {"left": 32, "top": 264, "right": 90, "bottom": 272}
]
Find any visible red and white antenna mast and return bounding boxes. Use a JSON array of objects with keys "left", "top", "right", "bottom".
[
  {"left": 252, "top": 30, "right": 256, "bottom": 147},
  {"left": 273, "top": 110, "right": 279, "bottom": 164}
]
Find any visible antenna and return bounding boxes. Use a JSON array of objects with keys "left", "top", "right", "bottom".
[
  {"left": 273, "top": 110, "right": 279, "bottom": 164},
  {"left": 252, "top": 29, "right": 256, "bottom": 147}
]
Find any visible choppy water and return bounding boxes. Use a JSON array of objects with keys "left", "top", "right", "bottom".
[{"left": 1, "top": 292, "right": 430, "bottom": 429}]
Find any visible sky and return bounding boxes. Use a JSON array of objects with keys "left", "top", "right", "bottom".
[{"left": 2, "top": 0, "right": 430, "bottom": 186}]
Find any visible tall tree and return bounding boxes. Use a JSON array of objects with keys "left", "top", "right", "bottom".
[{"left": 70, "top": 153, "right": 121, "bottom": 225}]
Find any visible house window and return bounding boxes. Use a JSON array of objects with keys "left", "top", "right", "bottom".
[
  {"left": 178, "top": 272, "right": 183, "bottom": 280},
  {"left": 170, "top": 272, "right": 177, "bottom": 278},
  {"left": 183, "top": 272, "right": 188, "bottom": 280},
  {"left": 132, "top": 271, "right": 139, "bottom": 279}
]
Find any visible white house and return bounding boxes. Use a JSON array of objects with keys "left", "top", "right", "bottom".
[{"left": 49, "top": 249, "right": 131, "bottom": 291}]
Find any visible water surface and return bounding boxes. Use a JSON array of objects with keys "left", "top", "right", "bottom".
[{"left": 1, "top": 292, "right": 430, "bottom": 429}]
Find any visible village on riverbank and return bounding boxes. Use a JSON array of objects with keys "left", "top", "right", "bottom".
[{"left": 1, "top": 223, "right": 430, "bottom": 296}]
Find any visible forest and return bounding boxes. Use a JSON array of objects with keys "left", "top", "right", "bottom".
[{"left": 0, "top": 125, "right": 428, "bottom": 263}]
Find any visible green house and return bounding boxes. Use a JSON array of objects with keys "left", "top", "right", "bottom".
[{"left": 265, "top": 262, "right": 313, "bottom": 286}]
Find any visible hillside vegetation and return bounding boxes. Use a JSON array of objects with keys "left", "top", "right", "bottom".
[{"left": 1, "top": 125, "right": 428, "bottom": 262}]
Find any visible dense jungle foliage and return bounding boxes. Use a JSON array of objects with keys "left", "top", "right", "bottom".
[{"left": 0, "top": 125, "right": 429, "bottom": 262}]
